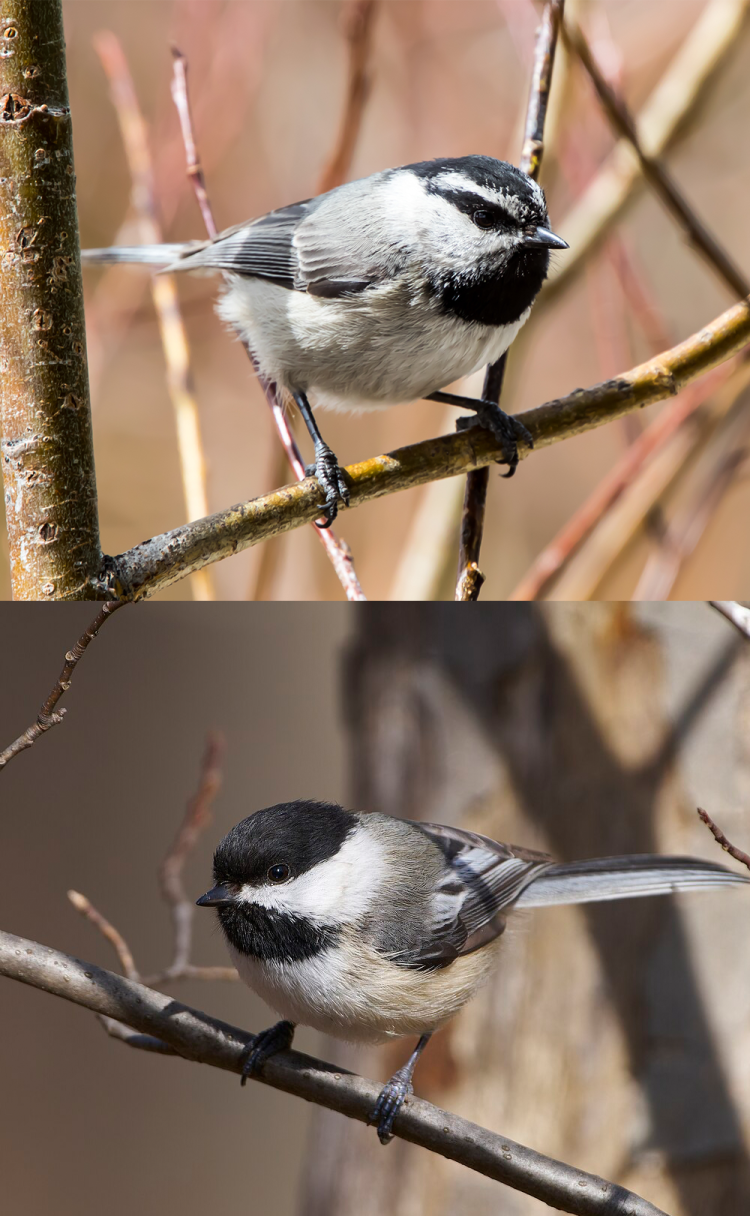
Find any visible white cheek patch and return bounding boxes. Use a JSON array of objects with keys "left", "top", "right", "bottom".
[{"left": 236, "top": 824, "right": 388, "bottom": 925}]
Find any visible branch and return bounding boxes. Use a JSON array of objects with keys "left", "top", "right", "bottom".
[
  {"left": 169, "top": 49, "right": 366, "bottom": 601},
  {"left": 456, "top": 0, "right": 564, "bottom": 601},
  {"left": 709, "top": 600, "right": 750, "bottom": 638},
  {"left": 0, "top": 601, "right": 124, "bottom": 770},
  {"left": 697, "top": 808, "right": 750, "bottom": 873},
  {"left": 98, "top": 295, "right": 750, "bottom": 601},
  {"left": 94, "top": 32, "right": 214, "bottom": 603},
  {"left": 564, "top": 17, "right": 750, "bottom": 301},
  {"left": 0, "top": 930, "right": 668, "bottom": 1216},
  {"left": 0, "top": 0, "right": 102, "bottom": 599}
]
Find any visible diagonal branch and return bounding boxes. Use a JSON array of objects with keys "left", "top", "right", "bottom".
[
  {"left": 98, "top": 295, "right": 750, "bottom": 601},
  {"left": 564, "top": 17, "right": 750, "bottom": 301},
  {"left": 456, "top": 0, "right": 564, "bottom": 601},
  {"left": 709, "top": 600, "right": 750, "bottom": 638},
  {"left": 0, "top": 929, "right": 668, "bottom": 1216},
  {"left": 697, "top": 807, "right": 750, "bottom": 873},
  {"left": 0, "top": 601, "right": 125, "bottom": 770}
]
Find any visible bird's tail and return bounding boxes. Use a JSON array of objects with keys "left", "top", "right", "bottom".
[
  {"left": 514, "top": 855, "right": 749, "bottom": 908},
  {"left": 81, "top": 243, "right": 197, "bottom": 267}
]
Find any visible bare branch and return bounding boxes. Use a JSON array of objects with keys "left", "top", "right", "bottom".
[
  {"left": 67, "top": 890, "right": 139, "bottom": 980},
  {"left": 0, "top": 601, "right": 124, "bottom": 771},
  {"left": 169, "top": 49, "right": 366, "bottom": 601},
  {"left": 316, "top": 0, "right": 378, "bottom": 194},
  {"left": 563, "top": 16, "right": 750, "bottom": 301},
  {"left": 100, "top": 292, "right": 750, "bottom": 601},
  {"left": 709, "top": 600, "right": 750, "bottom": 638},
  {"left": 456, "top": 0, "right": 564, "bottom": 601},
  {"left": 0, "top": 929, "right": 669, "bottom": 1216},
  {"left": 697, "top": 808, "right": 750, "bottom": 873}
]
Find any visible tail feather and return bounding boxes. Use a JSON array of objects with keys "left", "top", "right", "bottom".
[
  {"left": 514, "top": 855, "right": 749, "bottom": 909},
  {"left": 81, "top": 244, "right": 194, "bottom": 267}
]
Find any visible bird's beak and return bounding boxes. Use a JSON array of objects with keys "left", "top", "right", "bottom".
[
  {"left": 521, "top": 226, "right": 569, "bottom": 250},
  {"left": 196, "top": 883, "right": 235, "bottom": 908}
]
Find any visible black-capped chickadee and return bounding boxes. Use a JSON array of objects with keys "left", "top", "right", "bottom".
[
  {"left": 83, "top": 155, "right": 568, "bottom": 522},
  {"left": 196, "top": 799, "right": 748, "bottom": 1144}
]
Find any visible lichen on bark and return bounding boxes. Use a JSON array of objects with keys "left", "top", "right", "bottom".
[{"left": 0, "top": 0, "right": 101, "bottom": 599}]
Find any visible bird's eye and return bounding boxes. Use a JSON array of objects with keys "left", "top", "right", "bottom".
[
  {"left": 268, "top": 863, "right": 291, "bottom": 883},
  {"left": 472, "top": 209, "right": 496, "bottom": 230}
]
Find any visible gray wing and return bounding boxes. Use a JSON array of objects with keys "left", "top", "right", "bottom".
[
  {"left": 173, "top": 179, "right": 389, "bottom": 296},
  {"left": 396, "top": 822, "right": 553, "bottom": 970}
]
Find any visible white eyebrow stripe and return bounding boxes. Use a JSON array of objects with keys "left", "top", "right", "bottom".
[{"left": 432, "top": 171, "right": 509, "bottom": 206}]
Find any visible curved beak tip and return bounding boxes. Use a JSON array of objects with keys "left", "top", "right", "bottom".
[
  {"left": 524, "top": 226, "right": 569, "bottom": 251},
  {"left": 196, "top": 884, "right": 233, "bottom": 908}
]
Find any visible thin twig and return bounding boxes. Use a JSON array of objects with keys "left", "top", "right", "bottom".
[
  {"left": 67, "top": 891, "right": 139, "bottom": 980},
  {"left": 456, "top": 0, "right": 565, "bottom": 601},
  {"left": 563, "top": 17, "right": 750, "bottom": 301},
  {"left": 94, "top": 32, "right": 214, "bottom": 602},
  {"left": 158, "top": 732, "right": 225, "bottom": 978},
  {"left": 169, "top": 49, "right": 366, "bottom": 601},
  {"left": 0, "top": 602, "right": 124, "bottom": 770},
  {"left": 0, "top": 930, "right": 669, "bottom": 1216},
  {"left": 697, "top": 808, "right": 750, "bottom": 873},
  {"left": 99, "top": 294, "right": 750, "bottom": 601},
  {"left": 709, "top": 600, "right": 750, "bottom": 639},
  {"left": 316, "top": 0, "right": 378, "bottom": 195}
]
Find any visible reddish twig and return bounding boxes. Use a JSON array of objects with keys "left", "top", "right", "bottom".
[
  {"left": 0, "top": 602, "right": 125, "bottom": 772},
  {"left": 317, "top": 0, "right": 378, "bottom": 194},
  {"left": 564, "top": 17, "right": 750, "bottom": 301},
  {"left": 456, "top": 0, "right": 565, "bottom": 601},
  {"left": 697, "top": 808, "right": 750, "bottom": 873},
  {"left": 169, "top": 50, "right": 366, "bottom": 601}
]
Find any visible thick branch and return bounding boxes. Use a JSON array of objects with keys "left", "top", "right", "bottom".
[
  {"left": 99, "top": 296, "right": 750, "bottom": 601},
  {"left": 0, "top": 930, "right": 667, "bottom": 1216},
  {"left": 0, "top": 0, "right": 101, "bottom": 599}
]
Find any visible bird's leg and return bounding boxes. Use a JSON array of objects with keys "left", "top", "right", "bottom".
[
  {"left": 240, "top": 1020, "right": 295, "bottom": 1086},
  {"left": 291, "top": 389, "right": 350, "bottom": 526},
  {"left": 368, "top": 1032, "right": 432, "bottom": 1145},
  {"left": 426, "top": 390, "right": 534, "bottom": 478}
]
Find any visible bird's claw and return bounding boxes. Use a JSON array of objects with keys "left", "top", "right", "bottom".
[
  {"left": 240, "top": 1020, "right": 294, "bottom": 1086},
  {"left": 367, "top": 1069, "right": 414, "bottom": 1145},
  {"left": 305, "top": 443, "right": 350, "bottom": 528},
  {"left": 463, "top": 401, "right": 534, "bottom": 478}
]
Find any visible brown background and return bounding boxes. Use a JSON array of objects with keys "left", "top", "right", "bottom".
[
  {"left": 1, "top": 0, "right": 749, "bottom": 600},
  {"left": 2, "top": 602, "right": 750, "bottom": 1214}
]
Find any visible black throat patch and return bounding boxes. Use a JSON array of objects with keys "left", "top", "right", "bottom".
[
  {"left": 438, "top": 247, "right": 550, "bottom": 327},
  {"left": 217, "top": 901, "right": 340, "bottom": 964}
]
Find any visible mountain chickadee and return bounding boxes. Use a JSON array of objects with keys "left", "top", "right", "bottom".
[
  {"left": 83, "top": 155, "right": 568, "bottom": 522},
  {"left": 196, "top": 799, "right": 748, "bottom": 1143}
]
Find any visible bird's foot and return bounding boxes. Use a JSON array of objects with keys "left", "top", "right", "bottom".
[
  {"left": 240, "top": 1020, "right": 295, "bottom": 1086},
  {"left": 305, "top": 442, "right": 350, "bottom": 528},
  {"left": 460, "top": 401, "right": 534, "bottom": 478},
  {"left": 367, "top": 1066, "right": 414, "bottom": 1145}
]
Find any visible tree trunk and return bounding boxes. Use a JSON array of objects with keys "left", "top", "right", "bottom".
[
  {"left": 300, "top": 604, "right": 750, "bottom": 1216},
  {"left": 0, "top": 0, "right": 101, "bottom": 599}
]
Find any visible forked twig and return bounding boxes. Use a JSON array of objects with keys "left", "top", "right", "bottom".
[
  {"left": 697, "top": 808, "right": 750, "bottom": 873},
  {"left": 169, "top": 48, "right": 366, "bottom": 601},
  {"left": 455, "top": 0, "right": 564, "bottom": 601},
  {"left": 0, "top": 603, "right": 125, "bottom": 772}
]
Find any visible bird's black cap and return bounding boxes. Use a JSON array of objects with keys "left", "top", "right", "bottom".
[{"left": 209, "top": 800, "right": 356, "bottom": 889}]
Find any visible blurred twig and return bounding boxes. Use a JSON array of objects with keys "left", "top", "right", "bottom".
[
  {"left": 94, "top": 32, "right": 214, "bottom": 602},
  {"left": 456, "top": 0, "right": 565, "bottom": 602},
  {"left": 709, "top": 600, "right": 750, "bottom": 638},
  {"left": 317, "top": 0, "right": 378, "bottom": 194},
  {"left": 67, "top": 732, "right": 237, "bottom": 986},
  {"left": 169, "top": 49, "right": 366, "bottom": 602},
  {"left": 100, "top": 295, "right": 750, "bottom": 601},
  {"left": 698, "top": 807, "right": 750, "bottom": 872},
  {"left": 564, "top": 16, "right": 750, "bottom": 301},
  {"left": 542, "top": 0, "right": 750, "bottom": 307},
  {"left": 0, "top": 603, "right": 125, "bottom": 772},
  {"left": 0, "top": 930, "right": 669, "bottom": 1216}
]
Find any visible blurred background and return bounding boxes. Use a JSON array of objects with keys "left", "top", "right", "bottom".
[
  {"left": 2, "top": 0, "right": 750, "bottom": 601},
  {"left": 3, "top": 601, "right": 750, "bottom": 1213}
]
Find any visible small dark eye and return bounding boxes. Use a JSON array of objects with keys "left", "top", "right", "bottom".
[
  {"left": 472, "top": 209, "right": 496, "bottom": 230},
  {"left": 268, "top": 863, "right": 290, "bottom": 883}
]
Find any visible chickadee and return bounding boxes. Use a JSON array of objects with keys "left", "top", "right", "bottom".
[
  {"left": 83, "top": 155, "right": 568, "bottom": 522},
  {"left": 196, "top": 799, "right": 748, "bottom": 1144}
]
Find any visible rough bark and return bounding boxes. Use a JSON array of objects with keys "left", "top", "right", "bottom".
[{"left": 0, "top": 0, "right": 100, "bottom": 599}]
